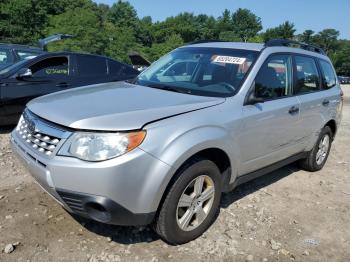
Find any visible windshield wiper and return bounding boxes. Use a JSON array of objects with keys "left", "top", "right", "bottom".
[{"left": 147, "top": 84, "right": 192, "bottom": 94}]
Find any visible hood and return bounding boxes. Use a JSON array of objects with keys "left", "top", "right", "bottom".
[{"left": 27, "top": 82, "right": 225, "bottom": 131}]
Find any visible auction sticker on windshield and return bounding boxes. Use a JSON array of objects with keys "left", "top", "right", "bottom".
[{"left": 212, "top": 56, "right": 246, "bottom": 64}]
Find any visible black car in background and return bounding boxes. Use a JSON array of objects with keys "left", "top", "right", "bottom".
[
  {"left": 0, "top": 34, "right": 74, "bottom": 70},
  {"left": 0, "top": 52, "right": 139, "bottom": 125}
]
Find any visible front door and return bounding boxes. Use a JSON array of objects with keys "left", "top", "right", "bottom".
[
  {"left": 239, "top": 54, "right": 303, "bottom": 175},
  {"left": 0, "top": 56, "right": 71, "bottom": 122}
]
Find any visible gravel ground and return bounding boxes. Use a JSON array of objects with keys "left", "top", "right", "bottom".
[{"left": 0, "top": 86, "right": 349, "bottom": 262}]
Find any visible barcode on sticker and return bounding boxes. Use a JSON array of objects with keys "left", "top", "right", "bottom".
[{"left": 213, "top": 56, "right": 246, "bottom": 64}]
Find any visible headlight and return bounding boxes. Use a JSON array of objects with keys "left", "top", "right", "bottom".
[{"left": 68, "top": 131, "right": 146, "bottom": 161}]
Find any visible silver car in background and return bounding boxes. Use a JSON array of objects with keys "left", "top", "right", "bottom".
[{"left": 11, "top": 39, "right": 343, "bottom": 244}]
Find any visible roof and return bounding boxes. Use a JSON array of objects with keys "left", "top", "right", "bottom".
[
  {"left": 182, "top": 41, "right": 329, "bottom": 60},
  {"left": 184, "top": 42, "right": 265, "bottom": 51}
]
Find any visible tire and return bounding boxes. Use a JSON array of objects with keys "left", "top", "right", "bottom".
[
  {"left": 154, "top": 158, "right": 222, "bottom": 245},
  {"left": 299, "top": 126, "right": 333, "bottom": 172}
]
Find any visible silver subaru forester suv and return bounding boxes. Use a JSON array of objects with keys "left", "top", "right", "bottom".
[{"left": 11, "top": 39, "right": 343, "bottom": 244}]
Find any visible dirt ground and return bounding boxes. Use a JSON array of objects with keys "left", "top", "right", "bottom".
[{"left": 0, "top": 87, "right": 349, "bottom": 262}]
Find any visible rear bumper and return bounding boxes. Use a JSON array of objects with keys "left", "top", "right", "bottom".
[{"left": 11, "top": 131, "right": 172, "bottom": 226}]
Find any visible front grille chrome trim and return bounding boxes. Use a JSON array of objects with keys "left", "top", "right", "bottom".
[{"left": 15, "top": 109, "right": 72, "bottom": 158}]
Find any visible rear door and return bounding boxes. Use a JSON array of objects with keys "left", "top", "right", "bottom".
[
  {"left": 72, "top": 54, "right": 108, "bottom": 86},
  {"left": 293, "top": 55, "right": 327, "bottom": 148},
  {"left": 239, "top": 54, "right": 302, "bottom": 174}
]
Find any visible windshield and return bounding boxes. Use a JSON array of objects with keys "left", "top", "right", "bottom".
[{"left": 135, "top": 47, "right": 258, "bottom": 97}]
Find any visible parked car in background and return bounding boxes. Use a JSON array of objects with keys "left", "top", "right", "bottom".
[
  {"left": 0, "top": 52, "right": 139, "bottom": 125},
  {"left": 11, "top": 39, "right": 342, "bottom": 244},
  {"left": 338, "top": 76, "right": 350, "bottom": 85},
  {"left": 0, "top": 34, "right": 74, "bottom": 70},
  {"left": 128, "top": 51, "right": 151, "bottom": 71}
]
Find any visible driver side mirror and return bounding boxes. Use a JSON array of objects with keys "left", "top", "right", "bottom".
[
  {"left": 16, "top": 68, "right": 32, "bottom": 80},
  {"left": 245, "top": 81, "right": 265, "bottom": 105}
]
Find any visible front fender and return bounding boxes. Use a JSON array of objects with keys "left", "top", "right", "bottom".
[{"left": 139, "top": 122, "right": 240, "bottom": 210}]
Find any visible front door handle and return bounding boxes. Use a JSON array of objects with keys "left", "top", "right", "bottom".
[
  {"left": 322, "top": 99, "right": 330, "bottom": 106},
  {"left": 288, "top": 106, "right": 299, "bottom": 115},
  {"left": 56, "top": 82, "right": 70, "bottom": 88}
]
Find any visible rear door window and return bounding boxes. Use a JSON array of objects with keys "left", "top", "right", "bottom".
[
  {"left": 30, "top": 57, "right": 69, "bottom": 78},
  {"left": 255, "top": 54, "right": 293, "bottom": 100},
  {"left": 319, "top": 60, "right": 337, "bottom": 89},
  {"left": 294, "top": 56, "right": 321, "bottom": 94},
  {"left": 77, "top": 55, "right": 107, "bottom": 76}
]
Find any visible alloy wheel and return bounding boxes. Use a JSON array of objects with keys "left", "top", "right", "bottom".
[
  {"left": 176, "top": 175, "right": 215, "bottom": 231},
  {"left": 316, "top": 134, "right": 330, "bottom": 165}
]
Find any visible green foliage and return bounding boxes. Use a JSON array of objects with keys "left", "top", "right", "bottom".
[
  {"left": 45, "top": 7, "right": 105, "bottom": 54},
  {"left": 108, "top": 0, "right": 138, "bottom": 28},
  {"left": 0, "top": 0, "right": 349, "bottom": 74},
  {"left": 263, "top": 21, "right": 296, "bottom": 42},
  {"left": 333, "top": 40, "right": 350, "bottom": 76},
  {"left": 0, "top": 0, "right": 47, "bottom": 44},
  {"left": 141, "top": 34, "right": 184, "bottom": 61},
  {"left": 231, "top": 8, "right": 262, "bottom": 42}
]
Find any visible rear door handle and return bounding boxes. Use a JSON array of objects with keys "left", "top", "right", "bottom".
[
  {"left": 56, "top": 82, "right": 70, "bottom": 88},
  {"left": 288, "top": 106, "right": 299, "bottom": 115},
  {"left": 322, "top": 99, "right": 330, "bottom": 106}
]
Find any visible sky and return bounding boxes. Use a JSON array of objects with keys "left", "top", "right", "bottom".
[{"left": 94, "top": 0, "right": 350, "bottom": 39}]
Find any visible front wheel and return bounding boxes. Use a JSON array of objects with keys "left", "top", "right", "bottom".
[
  {"left": 154, "top": 158, "right": 222, "bottom": 245},
  {"left": 299, "top": 126, "right": 333, "bottom": 171}
]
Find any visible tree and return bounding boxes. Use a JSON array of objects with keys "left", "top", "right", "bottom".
[
  {"left": 263, "top": 21, "right": 296, "bottom": 42},
  {"left": 216, "top": 9, "right": 233, "bottom": 33},
  {"left": 103, "top": 22, "right": 138, "bottom": 63},
  {"left": 313, "top": 29, "right": 340, "bottom": 54},
  {"left": 45, "top": 7, "right": 105, "bottom": 55},
  {"left": 299, "top": 30, "right": 315, "bottom": 43},
  {"left": 231, "top": 8, "right": 262, "bottom": 42},
  {"left": 333, "top": 40, "right": 350, "bottom": 76},
  {"left": 108, "top": 0, "right": 138, "bottom": 28},
  {"left": 142, "top": 34, "right": 184, "bottom": 61},
  {"left": 0, "top": 0, "right": 48, "bottom": 44}
]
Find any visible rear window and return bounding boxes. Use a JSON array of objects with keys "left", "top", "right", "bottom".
[
  {"left": 77, "top": 55, "right": 107, "bottom": 76},
  {"left": 319, "top": 60, "right": 337, "bottom": 89}
]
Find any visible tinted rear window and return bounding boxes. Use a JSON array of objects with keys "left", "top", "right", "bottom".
[{"left": 77, "top": 55, "right": 107, "bottom": 76}]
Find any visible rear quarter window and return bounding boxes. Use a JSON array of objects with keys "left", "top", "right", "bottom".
[{"left": 319, "top": 60, "right": 337, "bottom": 89}]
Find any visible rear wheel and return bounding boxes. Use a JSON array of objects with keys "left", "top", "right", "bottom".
[
  {"left": 299, "top": 126, "right": 333, "bottom": 171},
  {"left": 154, "top": 158, "right": 222, "bottom": 245}
]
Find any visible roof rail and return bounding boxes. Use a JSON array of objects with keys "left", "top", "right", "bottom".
[
  {"left": 188, "top": 39, "right": 227, "bottom": 45},
  {"left": 265, "top": 39, "right": 326, "bottom": 55}
]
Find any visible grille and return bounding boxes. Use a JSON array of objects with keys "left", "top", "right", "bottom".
[{"left": 16, "top": 118, "right": 61, "bottom": 156}]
